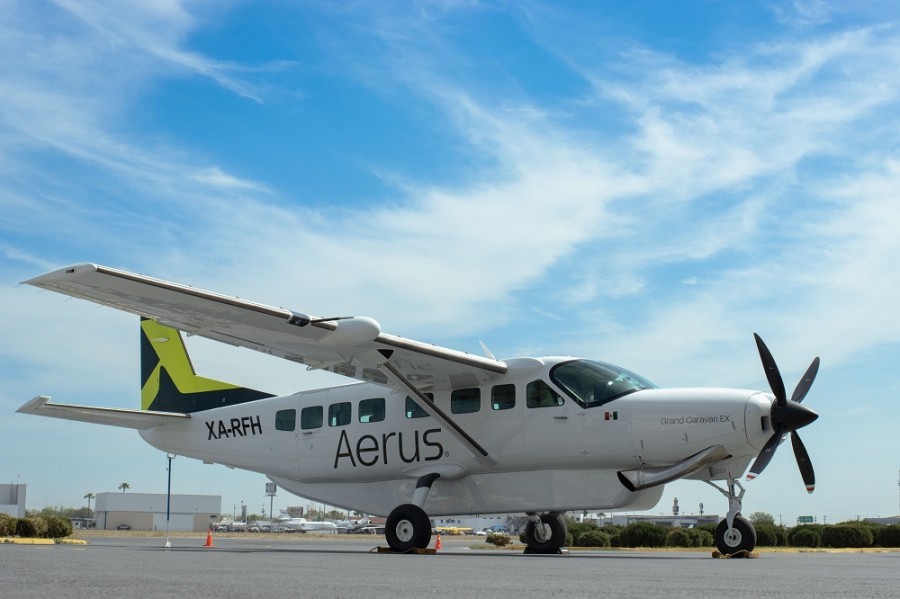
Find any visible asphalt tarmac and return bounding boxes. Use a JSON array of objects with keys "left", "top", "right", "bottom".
[{"left": 2, "top": 535, "right": 898, "bottom": 598}]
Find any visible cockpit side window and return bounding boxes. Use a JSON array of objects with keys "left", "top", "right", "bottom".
[
  {"left": 551, "top": 360, "right": 655, "bottom": 408},
  {"left": 526, "top": 379, "right": 564, "bottom": 408}
]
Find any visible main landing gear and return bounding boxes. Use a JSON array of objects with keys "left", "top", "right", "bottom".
[
  {"left": 385, "top": 503, "right": 432, "bottom": 553},
  {"left": 706, "top": 477, "right": 757, "bottom": 555},
  {"left": 384, "top": 474, "right": 439, "bottom": 553},
  {"left": 384, "top": 474, "right": 571, "bottom": 555},
  {"left": 523, "top": 512, "right": 567, "bottom": 554}
]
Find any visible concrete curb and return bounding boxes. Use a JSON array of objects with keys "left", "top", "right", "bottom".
[{"left": 1, "top": 537, "right": 89, "bottom": 545}]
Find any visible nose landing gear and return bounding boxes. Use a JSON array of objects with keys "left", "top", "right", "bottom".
[{"left": 706, "top": 477, "right": 757, "bottom": 555}]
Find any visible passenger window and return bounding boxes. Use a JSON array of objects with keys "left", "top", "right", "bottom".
[
  {"left": 275, "top": 409, "right": 296, "bottom": 431},
  {"left": 405, "top": 394, "right": 434, "bottom": 419},
  {"left": 359, "top": 398, "right": 385, "bottom": 423},
  {"left": 451, "top": 388, "right": 481, "bottom": 414},
  {"left": 526, "top": 380, "right": 564, "bottom": 408},
  {"left": 491, "top": 384, "right": 516, "bottom": 410},
  {"left": 300, "top": 406, "right": 323, "bottom": 430},
  {"left": 328, "top": 402, "right": 351, "bottom": 427}
]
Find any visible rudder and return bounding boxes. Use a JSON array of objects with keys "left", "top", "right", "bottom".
[{"left": 140, "top": 318, "right": 273, "bottom": 412}]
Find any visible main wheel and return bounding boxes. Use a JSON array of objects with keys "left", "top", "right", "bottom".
[
  {"left": 715, "top": 514, "right": 757, "bottom": 555},
  {"left": 524, "top": 513, "right": 567, "bottom": 554},
  {"left": 385, "top": 504, "right": 432, "bottom": 553}
]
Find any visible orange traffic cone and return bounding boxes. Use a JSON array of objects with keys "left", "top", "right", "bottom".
[
  {"left": 203, "top": 528, "right": 215, "bottom": 548},
  {"left": 435, "top": 532, "right": 442, "bottom": 551}
]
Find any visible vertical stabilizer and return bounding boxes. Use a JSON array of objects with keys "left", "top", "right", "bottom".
[{"left": 140, "top": 318, "right": 273, "bottom": 412}]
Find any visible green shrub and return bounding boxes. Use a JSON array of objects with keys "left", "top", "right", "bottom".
[
  {"left": 773, "top": 527, "right": 788, "bottom": 547},
  {"left": 755, "top": 524, "right": 780, "bottom": 546},
  {"left": 518, "top": 530, "right": 527, "bottom": 543},
  {"left": 788, "top": 524, "right": 824, "bottom": 547},
  {"left": 821, "top": 525, "right": 873, "bottom": 548},
  {"left": 43, "top": 515, "right": 73, "bottom": 538},
  {"left": 875, "top": 525, "right": 900, "bottom": 548},
  {"left": 0, "top": 514, "right": 17, "bottom": 536},
  {"left": 567, "top": 521, "right": 598, "bottom": 541},
  {"left": 618, "top": 522, "right": 667, "bottom": 548},
  {"left": 17, "top": 516, "right": 49, "bottom": 538},
  {"left": 791, "top": 527, "right": 820, "bottom": 547},
  {"left": 665, "top": 528, "right": 694, "bottom": 547},
  {"left": 486, "top": 532, "right": 511, "bottom": 547},
  {"left": 688, "top": 528, "right": 714, "bottom": 547},
  {"left": 602, "top": 525, "right": 623, "bottom": 547},
  {"left": 576, "top": 530, "right": 611, "bottom": 547},
  {"left": 696, "top": 523, "right": 717, "bottom": 537}
]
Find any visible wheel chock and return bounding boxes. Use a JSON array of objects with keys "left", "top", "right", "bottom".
[
  {"left": 373, "top": 547, "right": 436, "bottom": 555},
  {"left": 711, "top": 550, "right": 760, "bottom": 559}
]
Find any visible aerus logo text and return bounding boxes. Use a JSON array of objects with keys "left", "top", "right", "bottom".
[
  {"left": 206, "top": 415, "right": 262, "bottom": 440},
  {"left": 335, "top": 428, "right": 444, "bottom": 468}
]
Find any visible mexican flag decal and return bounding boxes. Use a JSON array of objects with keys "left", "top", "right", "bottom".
[{"left": 604, "top": 411, "right": 618, "bottom": 421}]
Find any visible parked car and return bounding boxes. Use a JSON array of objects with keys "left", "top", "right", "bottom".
[{"left": 116, "top": 524, "right": 132, "bottom": 530}]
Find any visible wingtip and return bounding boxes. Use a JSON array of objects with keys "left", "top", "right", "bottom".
[
  {"left": 17, "top": 395, "right": 51, "bottom": 414},
  {"left": 22, "top": 263, "right": 99, "bottom": 286},
  {"left": 806, "top": 485, "right": 815, "bottom": 494}
]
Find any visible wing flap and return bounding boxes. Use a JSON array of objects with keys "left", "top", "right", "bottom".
[{"left": 17, "top": 395, "right": 190, "bottom": 430}]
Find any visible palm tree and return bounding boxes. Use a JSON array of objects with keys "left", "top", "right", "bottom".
[
  {"left": 118, "top": 482, "right": 130, "bottom": 493},
  {"left": 84, "top": 492, "right": 95, "bottom": 513}
]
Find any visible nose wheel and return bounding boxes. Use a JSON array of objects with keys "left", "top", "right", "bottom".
[
  {"left": 706, "top": 478, "right": 757, "bottom": 555},
  {"left": 715, "top": 514, "right": 756, "bottom": 554}
]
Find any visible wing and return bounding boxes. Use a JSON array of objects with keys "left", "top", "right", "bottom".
[
  {"left": 24, "top": 264, "right": 507, "bottom": 393},
  {"left": 18, "top": 395, "right": 190, "bottom": 430}
]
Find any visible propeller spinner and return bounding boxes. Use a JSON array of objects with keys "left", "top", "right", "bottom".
[{"left": 746, "top": 334, "right": 820, "bottom": 493}]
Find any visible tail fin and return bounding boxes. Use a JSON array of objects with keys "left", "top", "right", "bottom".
[{"left": 140, "top": 318, "right": 273, "bottom": 413}]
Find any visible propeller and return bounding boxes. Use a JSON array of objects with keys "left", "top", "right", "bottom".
[{"left": 746, "top": 334, "right": 820, "bottom": 493}]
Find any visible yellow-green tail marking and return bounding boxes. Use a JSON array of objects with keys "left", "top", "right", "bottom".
[{"left": 140, "top": 318, "right": 273, "bottom": 412}]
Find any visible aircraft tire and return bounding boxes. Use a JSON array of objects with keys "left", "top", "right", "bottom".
[
  {"left": 385, "top": 504, "right": 432, "bottom": 553},
  {"left": 715, "top": 514, "right": 757, "bottom": 555},
  {"left": 525, "top": 513, "right": 567, "bottom": 554}
]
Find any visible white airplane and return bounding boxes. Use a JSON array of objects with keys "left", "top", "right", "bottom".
[
  {"left": 272, "top": 509, "right": 337, "bottom": 533},
  {"left": 17, "top": 263, "right": 819, "bottom": 555}
]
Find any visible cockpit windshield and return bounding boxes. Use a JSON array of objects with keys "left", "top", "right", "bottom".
[{"left": 550, "top": 359, "right": 656, "bottom": 408}]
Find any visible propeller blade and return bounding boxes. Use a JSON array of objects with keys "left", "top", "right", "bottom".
[
  {"left": 791, "top": 357, "right": 820, "bottom": 404},
  {"left": 791, "top": 432, "right": 816, "bottom": 493},
  {"left": 747, "top": 430, "right": 782, "bottom": 479},
  {"left": 754, "top": 333, "right": 786, "bottom": 405}
]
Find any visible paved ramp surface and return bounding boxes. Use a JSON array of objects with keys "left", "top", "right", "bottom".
[{"left": 2, "top": 536, "right": 897, "bottom": 598}]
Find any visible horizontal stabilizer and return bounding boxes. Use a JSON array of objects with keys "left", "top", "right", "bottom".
[{"left": 17, "top": 396, "right": 190, "bottom": 430}]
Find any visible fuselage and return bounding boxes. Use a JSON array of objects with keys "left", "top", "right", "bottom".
[{"left": 140, "top": 356, "right": 774, "bottom": 516}]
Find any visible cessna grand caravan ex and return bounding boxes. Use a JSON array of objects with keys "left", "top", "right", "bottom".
[{"left": 18, "top": 264, "right": 820, "bottom": 555}]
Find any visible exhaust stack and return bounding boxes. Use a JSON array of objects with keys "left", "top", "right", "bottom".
[{"left": 617, "top": 445, "right": 731, "bottom": 492}]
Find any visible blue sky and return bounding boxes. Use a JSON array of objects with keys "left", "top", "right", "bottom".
[{"left": 2, "top": 0, "right": 899, "bottom": 523}]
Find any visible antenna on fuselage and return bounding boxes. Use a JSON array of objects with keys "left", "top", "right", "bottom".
[{"left": 479, "top": 340, "right": 496, "bottom": 360}]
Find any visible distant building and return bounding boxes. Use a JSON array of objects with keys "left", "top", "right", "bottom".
[
  {"left": 94, "top": 492, "right": 221, "bottom": 532},
  {"left": 865, "top": 516, "right": 900, "bottom": 526},
  {"left": 578, "top": 512, "right": 720, "bottom": 528},
  {"left": 607, "top": 514, "right": 721, "bottom": 528},
  {"left": 0, "top": 484, "right": 26, "bottom": 518}
]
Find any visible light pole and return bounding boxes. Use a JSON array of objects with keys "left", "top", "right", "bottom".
[{"left": 165, "top": 453, "right": 175, "bottom": 548}]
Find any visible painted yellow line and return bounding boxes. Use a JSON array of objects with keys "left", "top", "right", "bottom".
[{"left": 1, "top": 537, "right": 54, "bottom": 545}]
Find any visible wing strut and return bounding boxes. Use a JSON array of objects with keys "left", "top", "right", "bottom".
[{"left": 376, "top": 360, "right": 498, "bottom": 467}]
